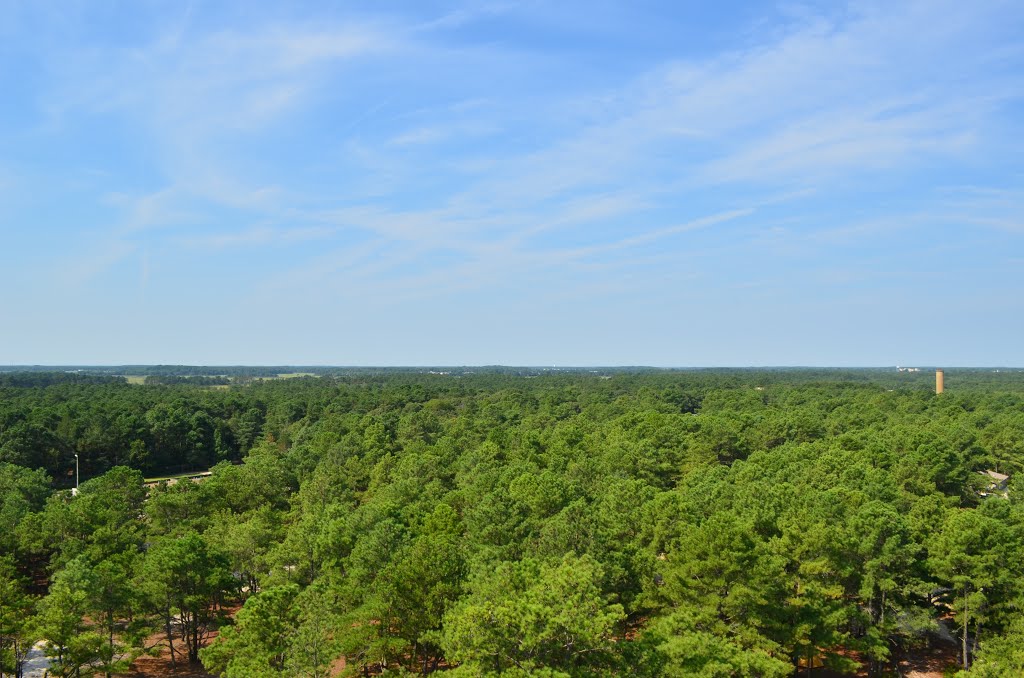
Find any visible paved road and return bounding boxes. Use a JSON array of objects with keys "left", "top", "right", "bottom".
[{"left": 22, "top": 641, "right": 51, "bottom": 678}]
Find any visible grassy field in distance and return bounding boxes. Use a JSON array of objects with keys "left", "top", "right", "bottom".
[
  {"left": 122, "top": 373, "right": 314, "bottom": 385},
  {"left": 143, "top": 469, "right": 213, "bottom": 484}
]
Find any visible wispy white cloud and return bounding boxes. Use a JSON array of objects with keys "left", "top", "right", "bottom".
[
  {"left": 103, "top": 188, "right": 199, "bottom": 233},
  {"left": 35, "top": 16, "right": 394, "bottom": 241},
  {"left": 181, "top": 225, "right": 339, "bottom": 249},
  {"left": 699, "top": 100, "right": 977, "bottom": 184},
  {"left": 17, "top": 0, "right": 1024, "bottom": 330},
  {"left": 48, "top": 22, "right": 392, "bottom": 126},
  {"left": 387, "top": 118, "right": 500, "bottom": 147},
  {"left": 389, "top": 127, "right": 449, "bottom": 146},
  {"left": 473, "top": 0, "right": 1021, "bottom": 198},
  {"left": 931, "top": 186, "right": 1024, "bottom": 234},
  {"left": 256, "top": 238, "right": 390, "bottom": 294},
  {"left": 554, "top": 208, "right": 755, "bottom": 261},
  {"left": 58, "top": 240, "right": 137, "bottom": 287},
  {"left": 413, "top": 1, "right": 523, "bottom": 33}
]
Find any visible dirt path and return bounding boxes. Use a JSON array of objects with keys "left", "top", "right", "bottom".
[
  {"left": 116, "top": 625, "right": 218, "bottom": 677},
  {"left": 895, "top": 642, "right": 960, "bottom": 678}
]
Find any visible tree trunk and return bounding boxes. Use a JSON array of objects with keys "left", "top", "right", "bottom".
[
  {"left": 961, "top": 591, "right": 970, "bottom": 670},
  {"left": 877, "top": 589, "right": 887, "bottom": 677},
  {"left": 165, "top": 609, "right": 177, "bottom": 668},
  {"left": 107, "top": 609, "right": 115, "bottom": 678},
  {"left": 191, "top": 618, "right": 200, "bottom": 663}
]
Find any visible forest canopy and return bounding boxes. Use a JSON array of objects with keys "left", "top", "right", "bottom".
[{"left": 3, "top": 367, "right": 1024, "bottom": 676}]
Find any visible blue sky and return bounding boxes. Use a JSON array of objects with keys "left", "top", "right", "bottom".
[{"left": 1, "top": 0, "right": 1022, "bottom": 366}]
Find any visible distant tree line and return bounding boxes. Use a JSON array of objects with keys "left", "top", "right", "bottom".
[
  {"left": 143, "top": 375, "right": 231, "bottom": 386},
  {"left": 0, "top": 378, "right": 267, "bottom": 478}
]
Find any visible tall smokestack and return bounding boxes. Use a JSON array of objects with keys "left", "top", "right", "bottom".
[{"left": 936, "top": 369, "right": 944, "bottom": 394}]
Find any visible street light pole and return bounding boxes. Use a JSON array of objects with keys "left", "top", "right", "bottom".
[{"left": 74, "top": 453, "right": 79, "bottom": 496}]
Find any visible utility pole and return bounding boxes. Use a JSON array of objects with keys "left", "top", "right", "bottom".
[{"left": 74, "top": 453, "right": 80, "bottom": 496}]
